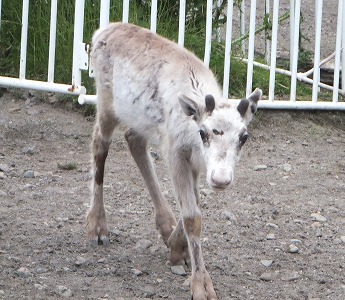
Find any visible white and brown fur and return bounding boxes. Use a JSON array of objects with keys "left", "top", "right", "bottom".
[{"left": 87, "top": 22, "right": 262, "bottom": 300}]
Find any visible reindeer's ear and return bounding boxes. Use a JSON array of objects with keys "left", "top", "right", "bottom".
[
  {"left": 237, "top": 88, "right": 262, "bottom": 125},
  {"left": 179, "top": 95, "right": 201, "bottom": 120}
]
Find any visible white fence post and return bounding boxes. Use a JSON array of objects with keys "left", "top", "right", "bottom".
[
  {"left": 268, "top": 0, "right": 280, "bottom": 102},
  {"left": 246, "top": 0, "right": 257, "bottom": 97},
  {"left": 19, "top": 0, "right": 29, "bottom": 80},
  {"left": 178, "top": 0, "right": 186, "bottom": 47},
  {"left": 100, "top": 0, "right": 110, "bottom": 28},
  {"left": 204, "top": 0, "right": 213, "bottom": 68},
  {"left": 122, "top": 0, "right": 129, "bottom": 23},
  {"left": 222, "top": 0, "right": 234, "bottom": 98},
  {"left": 333, "top": 0, "right": 344, "bottom": 103},
  {"left": 48, "top": 0, "right": 58, "bottom": 83},
  {"left": 290, "top": 0, "right": 301, "bottom": 102},
  {"left": 312, "top": 0, "right": 323, "bottom": 103},
  {"left": 71, "top": 0, "right": 87, "bottom": 92}
]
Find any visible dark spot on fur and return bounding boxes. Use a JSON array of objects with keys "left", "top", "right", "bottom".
[{"left": 95, "top": 149, "right": 109, "bottom": 185}]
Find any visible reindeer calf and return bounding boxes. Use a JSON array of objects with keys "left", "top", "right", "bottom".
[{"left": 87, "top": 22, "right": 262, "bottom": 300}]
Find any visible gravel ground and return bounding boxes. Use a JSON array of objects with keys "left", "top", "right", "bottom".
[{"left": 0, "top": 89, "right": 344, "bottom": 299}]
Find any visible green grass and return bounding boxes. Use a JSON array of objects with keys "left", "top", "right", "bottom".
[{"left": 0, "top": 1, "right": 317, "bottom": 100}]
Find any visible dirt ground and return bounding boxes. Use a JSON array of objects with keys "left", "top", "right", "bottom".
[{"left": 0, "top": 89, "right": 344, "bottom": 300}]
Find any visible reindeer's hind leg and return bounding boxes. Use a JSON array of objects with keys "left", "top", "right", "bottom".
[
  {"left": 87, "top": 90, "right": 118, "bottom": 246},
  {"left": 125, "top": 129, "right": 176, "bottom": 245}
]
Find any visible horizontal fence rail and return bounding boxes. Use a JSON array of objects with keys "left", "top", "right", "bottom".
[{"left": 0, "top": 0, "right": 344, "bottom": 110}]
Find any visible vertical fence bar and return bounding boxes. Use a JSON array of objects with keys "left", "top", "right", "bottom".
[
  {"left": 312, "top": 0, "right": 323, "bottom": 103},
  {"left": 290, "top": 0, "right": 295, "bottom": 71},
  {"left": 150, "top": 0, "right": 158, "bottom": 32},
  {"left": 71, "top": 0, "right": 85, "bottom": 89},
  {"left": 290, "top": 0, "right": 301, "bottom": 102},
  {"left": 100, "top": 0, "right": 110, "bottom": 28},
  {"left": 223, "top": 0, "right": 234, "bottom": 98},
  {"left": 268, "top": 0, "right": 280, "bottom": 102},
  {"left": 48, "top": 0, "right": 58, "bottom": 83},
  {"left": 246, "top": 0, "right": 257, "bottom": 97},
  {"left": 178, "top": 0, "right": 186, "bottom": 47},
  {"left": 122, "top": 0, "right": 129, "bottom": 23},
  {"left": 204, "top": 0, "right": 213, "bottom": 68},
  {"left": 19, "top": 0, "right": 29, "bottom": 80},
  {"left": 332, "top": 0, "right": 343, "bottom": 102},
  {"left": 342, "top": 0, "right": 345, "bottom": 93},
  {"left": 265, "top": 0, "right": 271, "bottom": 64},
  {"left": 240, "top": 0, "right": 246, "bottom": 55}
]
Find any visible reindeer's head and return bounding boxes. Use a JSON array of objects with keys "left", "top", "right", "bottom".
[{"left": 179, "top": 88, "right": 262, "bottom": 190}]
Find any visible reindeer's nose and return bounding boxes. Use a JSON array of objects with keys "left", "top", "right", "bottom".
[{"left": 210, "top": 169, "right": 233, "bottom": 189}]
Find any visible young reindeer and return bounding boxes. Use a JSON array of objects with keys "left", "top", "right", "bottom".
[{"left": 87, "top": 22, "right": 262, "bottom": 300}]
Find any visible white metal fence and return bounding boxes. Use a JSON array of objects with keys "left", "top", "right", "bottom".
[{"left": 0, "top": 0, "right": 344, "bottom": 110}]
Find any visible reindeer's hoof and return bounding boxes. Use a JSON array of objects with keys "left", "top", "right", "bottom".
[
  {"left": 190, "top": 271, "right": 217, "bottom": 300},
  {"left": 88, "top": 235, "right": 110, "bottom": 247}
]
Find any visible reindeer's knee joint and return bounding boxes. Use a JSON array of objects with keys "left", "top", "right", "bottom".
[{"left": 183, "top": 210, "right": 202, "bottom": 237}]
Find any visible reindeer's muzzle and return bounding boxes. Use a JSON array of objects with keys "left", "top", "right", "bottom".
[{"left": 208, "top": 168, "right": 233, "bottom": 190}]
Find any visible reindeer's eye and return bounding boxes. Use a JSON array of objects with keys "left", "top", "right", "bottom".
[
  {"left": 212, "top": 129, "right": 223, "bottom": 135},
  {"left": 239, "top": 133, "right": 249, "bottom": 147}
]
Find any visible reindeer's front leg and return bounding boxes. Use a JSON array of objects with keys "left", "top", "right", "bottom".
[{"left": 170, "top": 154, "right": 217, "bottom": 300}]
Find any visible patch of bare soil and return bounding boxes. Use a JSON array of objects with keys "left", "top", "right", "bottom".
[{"left": 0, "top": 90, "right": 344, "bottom": 299}]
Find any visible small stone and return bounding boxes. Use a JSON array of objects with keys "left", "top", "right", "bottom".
[
  {"left": 56, "top": 286, "right": 72, "bottom": 298},
  {"left": 134, "top": 239, "right": 153, "bottom": 250},
  {"left": 311, "top": 213, "right": 327, "bottom": 222},
  {"left": 281, "top": 271, "right": 301, "bottom": 281},
  {"left": 266, "top": 222, "right": 279, "bottom": 229},
  {"left": 131, "top": 268, "right": 143, "bottom": 276},
  {"left": 182, "top": 277, "right": 191, "bottom": 288},
  {"left": 288, "top": 244, "right": 299, "bottom": 253},
  {"left": 290, "top": 239, "right": 302, "bottom": 243},
  {"left": 36, "top": 267, "right": 48, "bottom": 274},
  {"left": 0, "top": 164, "right": 9, "bottom": 172},
  {"left": 111, "top": 228, "right": 121, "bottom": 236},
  {"left": 62, "top": 267, "right": 72, "bottom": 272},
  {"left": 200, "top": 189, "right": 214, "bottom": 196},
  {"left": 150, "top": 150, "right": 161, "bottom": 161},
  {"left": 23, "top": 170, "right": 35, "bottom": 178},
  {"left": 171, "top": 265, "right": 186, "bottom": 276},
  {"left": 254, "top": 164, "right": 268, "bottom": 171},
  {"left": 0, "top": 190, "right": 7, "bottom": 197},
  {"left": 22, "top": 146, "right": 35, "bottom": 155},
  {"left": 0, "top": 290, "right": 5, "bottom": 295},
  {"left": 311, "top": 221, "right": 321, "bottom": 228},
  {"left": 21, "top": 184, "right": 35, "bottom": 190},
  {"left": 74, "top": 256, "right": 87, "bottom": 266},
  {"left": 157, "top": 278, "right": 163, "bottom": 283},
  {"left": 282, "top": 163, "right": 292, "bottom": 172},
  {"left": 259, "top": 271, "right": 278, "bottom": 281},
  {"left": 326, "top": 139, "right": 333, "bottom": 144},
  {"left": 16, "top": 267, "right": 32, "bottom": 278},
  {"left": 266, "top": 233, "right": 276, "bottom": 240},
  {"left": 260, "top": 260, "right": 273, "bottom": 267},
  {"left": 221, "top": 210, "right": 236, "bottom": 221},
  {"left": 334, "top": 238, "right": 342, "bottom": 245},
  {"left": 34, "top": 284, "right": 46, "bottom": 290},
  {"left": 340, "top": 236, "right": 345, "bottom": 243},
  {"left": 141, "top": 285, "right": 156, "bottom": 297},
  {"left": 0, "top": 172, "right": 5, "bottom": 179}
]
